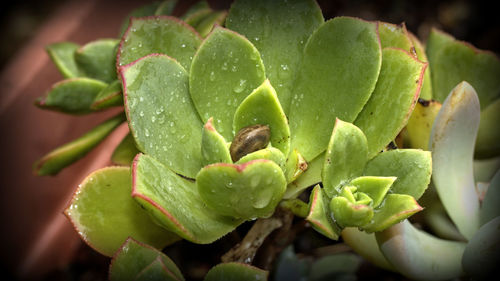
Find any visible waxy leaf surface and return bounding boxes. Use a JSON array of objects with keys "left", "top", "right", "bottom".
[
  {"left": 109, "top": 238, "right": 183, "bottom": 281},
  {"left": 475, "top": 98, "right": 500, "bottom": 158},
  {"left": 46, "top": 42, "right": 80, "bottom": 78},
  {"left": 306, "top": 185, "right": 341, "bottom": 240},
  {"left": 284, "top": 153, "right": 323, "bottom": 199},
  {"left": 430, "top": 81, "right": 481, "bottom": 239},
  {"left": 121, "top": 54, "right": 203, "bottom": 179},
  {"left": 405, "top": 100, "right": 441, "bottom": 150},
  {"left": 194, "top": 11, "right": 227, "bottom": 38},
  {"left": 91, "top": 80, "right": 123, "bottom": 110},
  {"left": 350, "top": 176, "right": 396, "bottom": 207},
  {"left": 322, "top": 119, "right": 368, "bottom": 198},
  {"left": 289, "top": 17, "right": 381, "bottom": 161},
  {"left": 378, "top": 22, "right": 414, "bottom": 52},
  {"left": 376, "top": 220, "right": 466, "bottom": 280},
  {"left": 65, "top": 167, "right": 178, "bottom": 257},
  {"left": 284, "top": 149, "right": 307, "bottom": 184},
  {"left": 354, "top": 48, "right": 426, "bottom": 158},
  {"left": 364, "top": 149, "right": 432, "bottom": 200},
  {"left": 190, "top": 26, "right": 266, "bottom": 140},
  {"left": 34, "top": 113, "right": 125, "bottom": 175},
  {"left": 201, "top": 118, "right": 232, "bottom": 165},
  {"left": 233, "top": 80, "right": 290, "bottom": 156},
  {"left": 36, "top": 77, "right": 107, "bottom": 114},
  {"left": 75, "top": 39, "right": 119, "bottom": 83},
  {"left": 204, "top": 262, "right": 268, "bottom": 281},
  {"left": 480, "top": 170, "right": 500, "bottom": 225},
  {"left": 226, "top": 0, "right": 324, "bottom": 114},
  {"left": 118, "top": 16, "right": 202, "bottom": 71},
  {"left": 111, "top": 133, "right": 140, "bottom": 166},
  {"left": 197, "top": 159, "right": 286, "bottom": 219},
  {"left": 236, "top": 147, "right": 286, "bottom": 173},
  {"left": 132, "top": 154, "right": 242, "bottom": 244},
  {"left": 330, "top": 196, "right": 373, "bottom": 228}
]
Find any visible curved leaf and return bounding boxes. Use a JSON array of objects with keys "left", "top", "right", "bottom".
[
  {"left": 117, "top": 16, "right": 202, "bottom": 71},
  {"left": 330, "top": 196, "right": 373, "bottom": 228},
  {"left": 354, "top": 47, "right": 427, "bottom": 158},
  {"left": 190, "top": 26, "right": 266, "bottom": 140},
  {"left": 408, "top": 32, "right": 433, "bottom": 100},
  {"left": 236, "top": 147, "right": 286, "bottom": 173},
  {"left": 430, "top": 81, "right": 481, "bottom": 239},
  {"left": 284, "top": 149, "right": 307, "bottom": 184},
  {"left": 322, "top": 119, "right": 368, "bottom": 198},
  {"left": 134, "top": 258, "right": 179, "bottom": 281},
  {"left": 405, "top": 99, "right": 441, "bottom": 150},
  {"left": 197, "top": 159, "right": 286, "bottom": 219},
  {"left": 376, "top": 220, "right": 466, "bottom": 280},
  {"left": 121, "top": 54, "right": 203, "bottom": 179},
  {"left": 233, "top": 80, "right": 290, "bottom": 156},
  {"left": 33, "top": 113, "right": 125, "bottom": 175},
  {"left": 474, "top": 156, "right": 500, "bottom": 183},
  {"left": 475, "top": 98, "right": 500, "bottom": 159},
  {"left": 75, "top": 38, "right": 119, "bottom": 83},
  {"left": 226, "top": 0, "right": 324, "bottom": 114},
  {"left": 363, "top": 149, "right": 432, "bottom": 200},
  {"left": 35, "top": 77, "right": 107, "bottom": 114},
  {"left": 480, "top": 170, "right": 500, "bottom": 225},
  {"left": 64, "top": 167, "right": 178, "bottom": 257},
  {"left": 204, "top": 262, "right": 268, "bottom": 281},
  {"left": 350, "top": 176, "right": 396, "bottom": 208},
  {"left": 202, "top": 117, "right": 232, "bottom": 165},
  {"left": 132, "top": 154, "right": 242, "bottom": 244},
  {"left": 195, "top": 11, "right": 227, "bottom": 38},
  {"left": 111, "top": 133, "right": 140, "bottom": 166},
  {"left": 306, "top": 185, "right": 341, "bottom": 240},
  {"left": 378, "top": 22, "right": 414, "bottom": 52},
  {"left": 288, "top": 17, "right": 381, "bottom": 161},
  {"left": 109, "top": 237, "right": 183, "bottom": 281},
  {"left": 284, "top": 153, "right": 323, "bottom": 199},
  {"left": 45, "top": 42, "right": 81, "bottom": 78},
  {"left": 91, "top": 80, "right": 123, "bottom": 110}
]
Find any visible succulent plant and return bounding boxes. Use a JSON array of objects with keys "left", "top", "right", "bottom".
[{"left": 32, "top": 0, "right": 499, "bottom": 280}]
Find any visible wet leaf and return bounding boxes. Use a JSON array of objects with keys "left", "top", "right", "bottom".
[
  {"left": 349, "top": 176, "right": 396, "bottom": 208},
  {"left": 306, "top": 185, "right": 341, "bottom": 240},
  {"left": 109, "top": 237, "right": 183, "bottom": 281},
  {"left": 75, "top": 39, "right": 119, "bottom": 83},
  {"left": 111, "top": 133, "right": 140, "bottom": 166},
  {"left": 65, "top": 167, "right": 178, "bottom": 257},
  {"left": 236, "top": 147, "right": 286, "bottom": 173},
  {"left": 190, "top": 26, "right": 266, "bottom": 140},
  {"left": 45, "top": 42, "right": 81, "bottom": 78},
  {"left": 201, "top": 117, "right": 232, "bottom": 165},
  {"left": 322, "top": 119, "right": 368, "bottom": 198},
  {"left": 204, "top": 262, "right": 268, "bottom": 281},
  {"left": 121, "top": 54, "right": 203, "bottom": 179},
  {"left": 363, "top": 149, "right": 432, "bottom": 200},
  {"left": 132, "top": 154, "right": 242, "bottom": 243},
  {"left": 376, "top": 220, "right": 467, "bottom": 280},
  {"left": 226, "top": 0, "right": 324, "bottom": 114},
  {"left": 233, "top": 80, "right": 290, "bottom": 156},
  {"left": 354, "top": 48, "right": 427, "bottom": 158},
  {"left": 118, "top": 16, "right": 202, "bottom": 71},
  {"left": 330, "top": 195, "right": 374, "bottom": 228},
  {"left": 90, "top": 80, "right": 123, "bottom": 110},
  {"left": 289, "top": 17, "right": 381, "bottom": 161},
  {"left": 34, "top": 113, "right": 125, "bottom": 175},
  {"left": 197, "top": 159, "right": 286, "bottom": 219},
  {"left": 119, "top": 1, "right": 170, "bottom": 36},
  {"left": 36, "top": 77, "right": 107, "bottom": 114},
  {"left": 430, "top": 81, "right": 481, "bottom": 239}
]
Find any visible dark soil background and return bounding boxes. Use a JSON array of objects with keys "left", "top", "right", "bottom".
[{"left": 1, "top": 0, "right": 498, "bottom": 280}]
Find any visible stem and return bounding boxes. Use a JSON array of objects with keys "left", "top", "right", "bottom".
[{"left": 280, "top": 199, "right": 309, "bottom": 218}]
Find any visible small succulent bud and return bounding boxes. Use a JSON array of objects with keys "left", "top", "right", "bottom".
[{"left": 230, "top": 125, "right": 270, "bottom": 162}]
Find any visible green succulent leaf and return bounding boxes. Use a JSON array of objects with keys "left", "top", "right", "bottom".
[
  {"left": 184, "top": 9, "right": 212, "bottom": 27},
  {"left": 36, "top": 77, "right": 107, "bottom": 114},
  {"left": 376, "top": 220, "right": 467, "bottom": 280},
  {"left": 75, "top": 39, "right": 119, "bottom": 83},
  {"left": 33, "top": 113, "right": 125, "bottom": 176},
  {"left": 197, "top": 159, "right": 286, "bottom": 219},
  {"left": 109, "top": 237, "right": 184, "bottom": 281},
  {"left": 132, "top": 154, "right": 242, "bottom": 244},
  {"left": 284, "top": 149, "right": 307, "bottom": 184},
  {"left": 117, "top": 16, "right": 202, "bottom": 71},
  {"left": 119, "top": 1, "right": 174, "bottom": 36},
  {"left": 233, "top": 79, "right": 290, "bottom": 156},
  {"left": 363, "top": 149, "right": 432, "bottom": 200},
  {"left": 194, "top": 11, "right": 227, "bottom": 38},
  {"left": 480, "top": 170, "right": 500, "bottom": 225},
  {"left": 121, "top": 54, "right": 203, "bottom": 179},
  {"left": 204, "top": 262, "right": 268, "bottom": 281},
  {"left": 330, "top": 196, "right": 374, "bottom": 228},
  {"left": 475, "top": 98, "right": 500, "bottom": 158},
  {"left": 363, "top": 194, "right": 423, "bottom": 233},
  {"left": 202, "top": 117, "right": 232, "bottom": 165},
  {"left": 405, "top": 99, "right": 442, "bottom": 150},
  {"left": 349, "top": 176, "right": 396, "bottom": 208},
  {"left": 354, "top": 48, "right": 427, "bottom": 158},
  {"left": 181, "top": 1, "right": 210, "bottom": 20},
  {"left": 474, "top": 157, "right": 500, "bottom": 183},
  {"left": 111, "top": 133, "right": 140, "bottom": 166},
  {"left": 409, "top": 32, "right": 433, "bottom": 100},
  {"left": 45, "top": 42, "right": 81, "bottom": 78},
  {"left": 90, "top": 80, "right": 123, "bottom": 110},
  {"left": 322, "top": 119, "right": 368, "bottom": 198},
  {"left": 284, "top": 153, "right": 323, "bottom": 199},
  {"left": 289, "top": 17, "right": 381, "bottom": 161},
  {"left": 426, "top": 28, "right": 500, "bottom": 109},
  {"left": 430, "top": 81, "right": 481, "bottom": 240},
  {"left": 236, "top": 147, "right": 286, "bottom": 173},
  {"left": 226, "top": 0, "right": 324, "bottom": 115},
  {"left": 462, "top": 216, "right": 500, "bottom": 280},
  {"left": 306, "top": 185, "right": 341, "bottom": 240},
  {"left": 378, "top": 22, "right": 414, "bottom": 52},
  {"left": 190, "top": 25, "right": 266, "bottom": 140},
  {"left": 65, "top": 167, "right": 178, "bottom": 257},
  {"left": 154, "top": 0, "right": 178, "bottom": 16}
]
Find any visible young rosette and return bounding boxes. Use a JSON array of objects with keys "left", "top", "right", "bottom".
[{"left": 306, "top": 119, "right": 431, "bottom": 239}]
